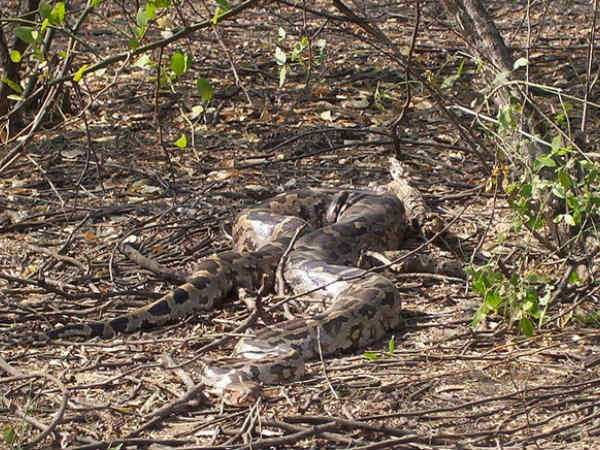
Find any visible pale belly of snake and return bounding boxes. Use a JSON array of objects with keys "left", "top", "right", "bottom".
[{"left": 8, "top": 186, "right": 413, "bottom": 400}]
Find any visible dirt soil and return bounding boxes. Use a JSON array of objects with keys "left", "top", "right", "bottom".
[{"left": 2, "top": 1, "right": 600, "bottom": 449}]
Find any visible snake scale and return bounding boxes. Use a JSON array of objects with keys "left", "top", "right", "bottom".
[{"left": 4, "top": 159, "right": 441, "bottom": 402}]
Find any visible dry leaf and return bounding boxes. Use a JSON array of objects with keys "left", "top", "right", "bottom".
[
  {"left": 83, "top": 230, "right": 97, "bottom": 241},
  {"left": 320, "top": 110, "right": 333, "bottom": 122},
  {"left": 411, "top": 96, "right": 434, "bottom": 110},
  {"left": 207, "top": 169, "right": 243, "bottom": 182}
]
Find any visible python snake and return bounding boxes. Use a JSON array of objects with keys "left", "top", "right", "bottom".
[{"left": 4, "top": 159, "right": 440, "bottom": 403}]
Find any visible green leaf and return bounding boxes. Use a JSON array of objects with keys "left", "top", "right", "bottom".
[
  {"left": 128, "top": 37, "right": 139, "bottom": 50},
  {"left": 39, "top": 1, "right": 52, "bottom": 19},
  {"left": 441, "top": 74, "right": 459, "bottom": 89},
  {"left": 527, "top": 215, "right": 545, "bottom": 230},
  {"left": 133, "top": 54, "right": 153, "bottom": 68},
  {"left": 497, "top": 106, "right": 516, "bottom": 131},
  {"left": 212, "top": 7, "right": 227, "bottom": 24},
  {"left": 518, "top": 183, "right": 532, "bottom": 198},
  {"left": 470, "top": 280, "right": 485, "bottom": 294},
  {"left": 484, "top": 292, "right": 503, "bottom": 310},
  {"left": 572, "top": 209, "right": 582, "bottom": 225},
  {"left": 363, "top": 352, "right": 379, "bottom": 360},
  {"left": 136, "top": 6, "right": 148, "bottom": 28},
  {"left": 3, "top": 426, "right": 17, "bottom": 444},
  {"left": 171, "top": 51, "right": 186, "bottom": 77},
  {"left": 72, "top": 64, "right": 88, "bottom": 82},
  {"left": 568, "top": 270, "right": 581, "bottom": 285},
  {"left": 196, "top": 78, "right": 213, "bottom": 101},
  {"left": 471, "top": 303, "right": 489, "bottom": 327},
  {"left": 465, "top": 267, "right": 478, "bottom": 277},
  {"left": 215, "top": 0, "right": 232, "bottom": 10},
  {"left": 551, "top": 135, "right": 562, "bottom": 153},
  {"left": 388, "top": 335, "right": 395, "bottom": 354},
  {"left": 3, "top": 77, "right": 23, "bottom": 94},
  {"left": 14, "top": 26, "right": 36, "bottom": 44},
  {"left": 9, "top": 50, "right": 22, "bottom": 63},
  {"left": 589, "top": 194, "right": 600, "bottom": 207},
  {"left": 527, "top": 273, "right": 539, "bottom": 283},
  {"left": 275, "top": 46, "right": 287, "bottom": 66},
  {"left": 566, "top": 195, "right": 580, "bottom": 210},
  {"left": 551, "top": 184, "right": 566, "bottom": 199},
  {"left": 523, "top": 294, "right": 538, "bottom": 313},
  {"left": 557, "top": 169, "right": 570, "bottom": 189},
  {"left": 146, "top": 3, "right": 157, "bottom": 20},
  {"left": 519, "top": 317, "right": 534, "bottom": 337},
  {"left": 509, "top": 272, "right": 520, "bottom": 287},
  {"left": 534, "top": 155, "right": 556, "bottom": 171},
  {"left": 149, "top": 0, "right": 171, "bottom": 7},
  {"left": 190, "top": 104, "right": 204, "bottom": 119},
  {"left": 505, "top": 182, "right": 519, "bottom": 195},
  {"left": 174, "top": 134, "right": 187, "bottom": 148},
  {"left": 90, "top": 0, "right": 103, "bottom": 7},
  {"left": 563, "top": 213, "right": 576, "bottom": 226},
  {"left": 509, "top": 96, "right": 521, "bottom": 107},
  {"left": 291, "top": 44, "right": 302, "bottom": 62},
  {"left": 456, "top": 59, "right": 465, "bottom": 77},
  {"left": 50, "top": 2, "right": 65, "bottom": 25}
]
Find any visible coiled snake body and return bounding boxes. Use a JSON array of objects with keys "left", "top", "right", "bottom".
[
  {"left": 6, "top": 159, "right": 438, "bottom": 401},
  {"left": 205, "top": 188, "right": 409, "bottom": 397}
]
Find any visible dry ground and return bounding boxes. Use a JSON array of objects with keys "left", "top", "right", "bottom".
[{"left": 2, "top": 0, "right": 600, "bottom": 449}]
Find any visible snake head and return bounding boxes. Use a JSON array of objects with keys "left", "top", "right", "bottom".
[{"left": 202, "top": 360, "right": 263, "bottom": 406}]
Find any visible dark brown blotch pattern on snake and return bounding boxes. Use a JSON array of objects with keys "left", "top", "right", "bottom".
[{"left": 8, "top": 180, "right": 422, "bottom": 394}]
